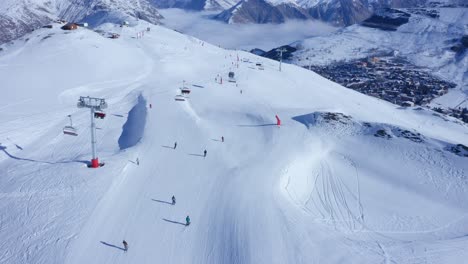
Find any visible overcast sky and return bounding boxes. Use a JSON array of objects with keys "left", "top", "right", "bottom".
[{"left": 158, "top": 9, "right": 338, "bottom": 51}]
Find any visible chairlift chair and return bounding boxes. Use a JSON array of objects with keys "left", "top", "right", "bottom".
[
  {"left": 63, "top": 126, "right": 78, "bottom": 136},
  {"left": 180, "top": 87, "right": 191, "bottom": 95},
  {"left": 180, "top": 80, "right": 191, "bottom": 95},
  {"left": 174, "top": 95, "right": 186, "bottom": 101},
  {"left": 94, "top": 112, "right": 106, "bottom": 119},
  {"left": 63, "top": 115, "right": 78, "bottom": 136},
  {"left": 228, "top": 71, "right": 236, "bottom": 83}
]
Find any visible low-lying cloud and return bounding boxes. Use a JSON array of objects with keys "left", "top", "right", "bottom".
[{"left": 158, "top": 9, "right": 338, "bottom": 51}]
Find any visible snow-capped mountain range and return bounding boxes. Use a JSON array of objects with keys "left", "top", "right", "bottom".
[
  {"left": 0, "top": 0, "right": 163, "bottom": 44},
  {"left": 214, "top": 0, "right": 466, "bottom": 24},
  {"left": 151, "top": 0, "right": 238, "bottom": 10},
  {"left": 1, "top": 0, "right": 466, "bottom": 44}
]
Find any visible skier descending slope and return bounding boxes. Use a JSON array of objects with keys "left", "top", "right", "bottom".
[
  {"left": 276, "top": 115, "right": 281, "bottom": 127},
  {"left": 186, "top": 215, "right": 191, "bottom": 226},
  {"left": 174, "top": 142, "right": 177, "bottom": 149},
  {"left": 203, "top": 150, "right": 207, "bottom": 158},
  {"left": 172, "top": 195, "right": 176, "bottom": 205},
  {"left": 122, "top": 240, "right": 128, "bottom": 252}
]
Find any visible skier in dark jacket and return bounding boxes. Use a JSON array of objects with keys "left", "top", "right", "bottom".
[
  {"left": 203, "top": 150, "right": 207, "bottom": 157},
  {"left": 174, "top": 142, "right": 177, "bottom": 149},
  {"left": 172, "top": 195, "right": 176, "bottom": 205},
  {"left": 123, "top": 240, "right": 128, "bottom": 252},
  {"left": 186, "top": 215, "right": 191, "bottom": 226}
]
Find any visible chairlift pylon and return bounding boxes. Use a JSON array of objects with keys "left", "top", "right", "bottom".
[{"left": 63, "top": 115, "right": 78, "bottom": 136}]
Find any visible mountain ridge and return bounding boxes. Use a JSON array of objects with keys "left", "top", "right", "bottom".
[
  {"left": 0, "top": 0, "right": 163, "bottom": 44},
  {"left": 213, "top": 0, "right": 465, "bottom": 25}
]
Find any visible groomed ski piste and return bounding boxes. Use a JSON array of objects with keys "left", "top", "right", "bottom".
[{"left": 0, "top": 21, "right": 468, "bottom": 264}]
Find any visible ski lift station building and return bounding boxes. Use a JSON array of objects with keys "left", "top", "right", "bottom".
[{"left": 61, "top": 23, "right": 78, "bottom": 30}]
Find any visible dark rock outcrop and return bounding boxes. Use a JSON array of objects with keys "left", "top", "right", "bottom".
[
  {"left": 462, "top": 35, "right": 468, "bottom": 48},
  {"left": 261, "top": 45, "right": 297, "bottom": 61},
  {"left": 361, "top": 8, "right": 410, "bottom": 31}
]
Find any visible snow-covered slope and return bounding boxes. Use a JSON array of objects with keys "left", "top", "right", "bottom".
[
  {"left": 290, "top": 7, "right": 468, "bottom": 108},
  {"left": 0, "top": 0, "right": 163, "bottom": 44},
  {"left": 1, "top": 21, "right": 468, "bottom": 264}
]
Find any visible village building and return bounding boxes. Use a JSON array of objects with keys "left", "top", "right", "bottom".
[{"left": 61, "top": 23, "right": 78, "bottom": 30}]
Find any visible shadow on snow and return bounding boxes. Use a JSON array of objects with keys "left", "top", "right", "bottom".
[
  {"left": 152, "top": 199, "right": 173, "bottom": 205},
  {"left": 237, "top": 123, "right": 276, "bottom": 127},
  {"left": 161, "top": 145, "right": 175, "bottom": 149},
  {"left": 162, "top": 218, "right": 187, "bottom": 226},
  {"left": 0, "top": 145, "right": 89, "bottom": 165},
  {"left": 188, "top": 153, "right": 204, "bottom": 157},
  {"left": 118, "top": 94, "right": 147, "bottom": 150},
  {"left": 100, "top": 241, "right": 126, "bottom": 251}
]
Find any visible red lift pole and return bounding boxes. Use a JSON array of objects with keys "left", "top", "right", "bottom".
[{"left": 77, "top": 96, "right": 107, "bottom": 168}]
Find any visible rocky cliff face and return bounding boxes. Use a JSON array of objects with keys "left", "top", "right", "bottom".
[
  {"left": 150, "top": 0, "right": 238, "bottom": 10},
  {"left": 214, "top": 0, "right": 311, "bottom": 23},
  {"left": 0, "top": 8, "right": 53, "bottom": 44},
  {"left": 213, "top": 0, "right": 375, "bottom": 25},
  {"left": 306, "top": 0, "right": 373, "bottom": 26},
  {"left": 212, "top": 0, "right": 465, "bottom": 25}
]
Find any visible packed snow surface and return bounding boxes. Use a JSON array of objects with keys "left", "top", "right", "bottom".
[{"left": 0, "top": 21, "right": 468, "bottom": 264}]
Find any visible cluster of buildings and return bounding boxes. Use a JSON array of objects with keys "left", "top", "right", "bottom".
[
  {"left": 433, "top": 107, "right": 468, "bottom": 123},
  {"left": 310, "top": 56, "right": 455, "bottom": 103},
  {"left": 308, "top": 56, "right": 468, "bottom": 122},
  {"left": 42, "top": 19, "right": 132, "bottom": 39}
]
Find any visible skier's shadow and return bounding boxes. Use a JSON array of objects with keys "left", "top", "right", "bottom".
[
  {"left": 188, "top": 153, "right": 204, "bottom": 157},
  {"left": 162, "top": 145, "right": 175, "bottom": 149},
  {"left": 163, "top": 218, "right": 187, "bottom": 226},
  {"left": 100, "top": 241, "right": 126, "bottom": 251},
  {"left": 237, "top": 123, "right": 276, "bottom": 127},
  {"left": 152, "top": 199, "right": 172, "bottom": 205}
]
